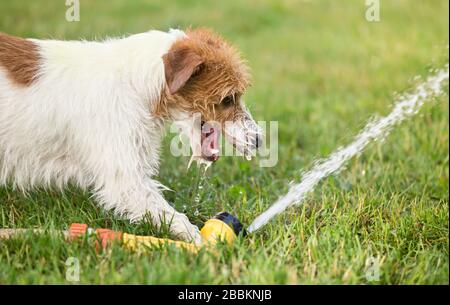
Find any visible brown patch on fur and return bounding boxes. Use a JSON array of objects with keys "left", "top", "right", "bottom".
[
  {"left": 163, "top": 44, "right": 203, "bottom": 94},
  {"left": 0, "top": 32, "right": 40, "bottom": 86},
  {"left": 158, "top": 28, "right": 251, "bottom": 123}
]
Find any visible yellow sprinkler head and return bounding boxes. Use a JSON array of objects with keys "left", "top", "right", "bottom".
[{"left": 200, "top": 212, "right": 245, "bottom": 245}]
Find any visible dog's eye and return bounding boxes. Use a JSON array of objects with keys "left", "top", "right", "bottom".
[{"left": 221, "top": 95, "right": 234, "bottom": 107}]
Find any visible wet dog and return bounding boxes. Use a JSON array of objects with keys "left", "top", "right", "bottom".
[{"left": 0, "top": 28, "right": 261, "bottom": 243}]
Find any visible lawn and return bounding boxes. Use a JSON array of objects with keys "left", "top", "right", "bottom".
[{"left": 0, "top": 0, "right": 448, "bottom": 284}]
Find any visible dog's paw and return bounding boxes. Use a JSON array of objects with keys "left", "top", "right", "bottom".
[{"left": 171, "top": 213, "right": 203, "bottom": 245}]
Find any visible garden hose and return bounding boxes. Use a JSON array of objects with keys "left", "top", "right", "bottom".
[{"left": 0, "top": 212, "right": 244, "bottom": 253}]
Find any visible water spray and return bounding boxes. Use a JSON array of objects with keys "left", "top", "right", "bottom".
[{"left": 248, "top": 65, "right": 449, "bottom": 232}]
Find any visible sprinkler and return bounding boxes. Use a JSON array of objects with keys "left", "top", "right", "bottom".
[
  {"left": 74, "top": 212, "right": 244, "bottom": 253},
  {"left": 0, "top": 212, "right": 244, "bottom": 253}
]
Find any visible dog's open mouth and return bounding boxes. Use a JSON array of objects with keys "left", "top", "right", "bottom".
[{"left": 201, "top": 121, "right": 220, "bottom": 162}]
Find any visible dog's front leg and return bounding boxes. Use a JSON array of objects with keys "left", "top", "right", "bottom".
[
  {"left": 95, "top": 177, "right": 202, "bottom": 244},
  {"left": 138, "top": 185, "right": 203, "bottom": 245}
]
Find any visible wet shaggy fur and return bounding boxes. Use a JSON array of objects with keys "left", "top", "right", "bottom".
[{"left": 161, "top": 28, "right": 251, "bottom": 123}]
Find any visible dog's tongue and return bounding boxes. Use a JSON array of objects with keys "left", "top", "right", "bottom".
[{"left": 201, "top": 124, "right": 220, "bottom": 162}]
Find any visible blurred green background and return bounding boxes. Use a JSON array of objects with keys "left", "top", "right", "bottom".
[{"left": 0, "top": 0, "right": 448, "bottom": 284}]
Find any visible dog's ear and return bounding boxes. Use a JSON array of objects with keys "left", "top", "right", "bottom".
[{"left": 163, "top": 46, "right": 203, "bottom": 94}]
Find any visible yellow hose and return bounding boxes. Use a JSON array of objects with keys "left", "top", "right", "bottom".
[
  {"left": 122, "top": 233, "right": 201, "bottom": 253},
  {"left": 122, "top": 218, "right": 237, "bottom": 253}
]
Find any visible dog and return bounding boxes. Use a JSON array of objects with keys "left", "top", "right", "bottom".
[{"left": 0, "top": 28, "right": 261, "bottom": 244}]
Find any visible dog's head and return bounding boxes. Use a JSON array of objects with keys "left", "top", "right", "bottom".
[{"left": 160, "top": 28, "right": 262, "bottom": 165}]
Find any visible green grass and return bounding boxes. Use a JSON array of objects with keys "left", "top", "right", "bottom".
[{"left": 0, "top": 0, "right": 448, "bottom": 284}]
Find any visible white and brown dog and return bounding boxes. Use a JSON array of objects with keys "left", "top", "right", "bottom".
[{"left": 0, "top": 28, "right": 261, "bottom": 243}]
